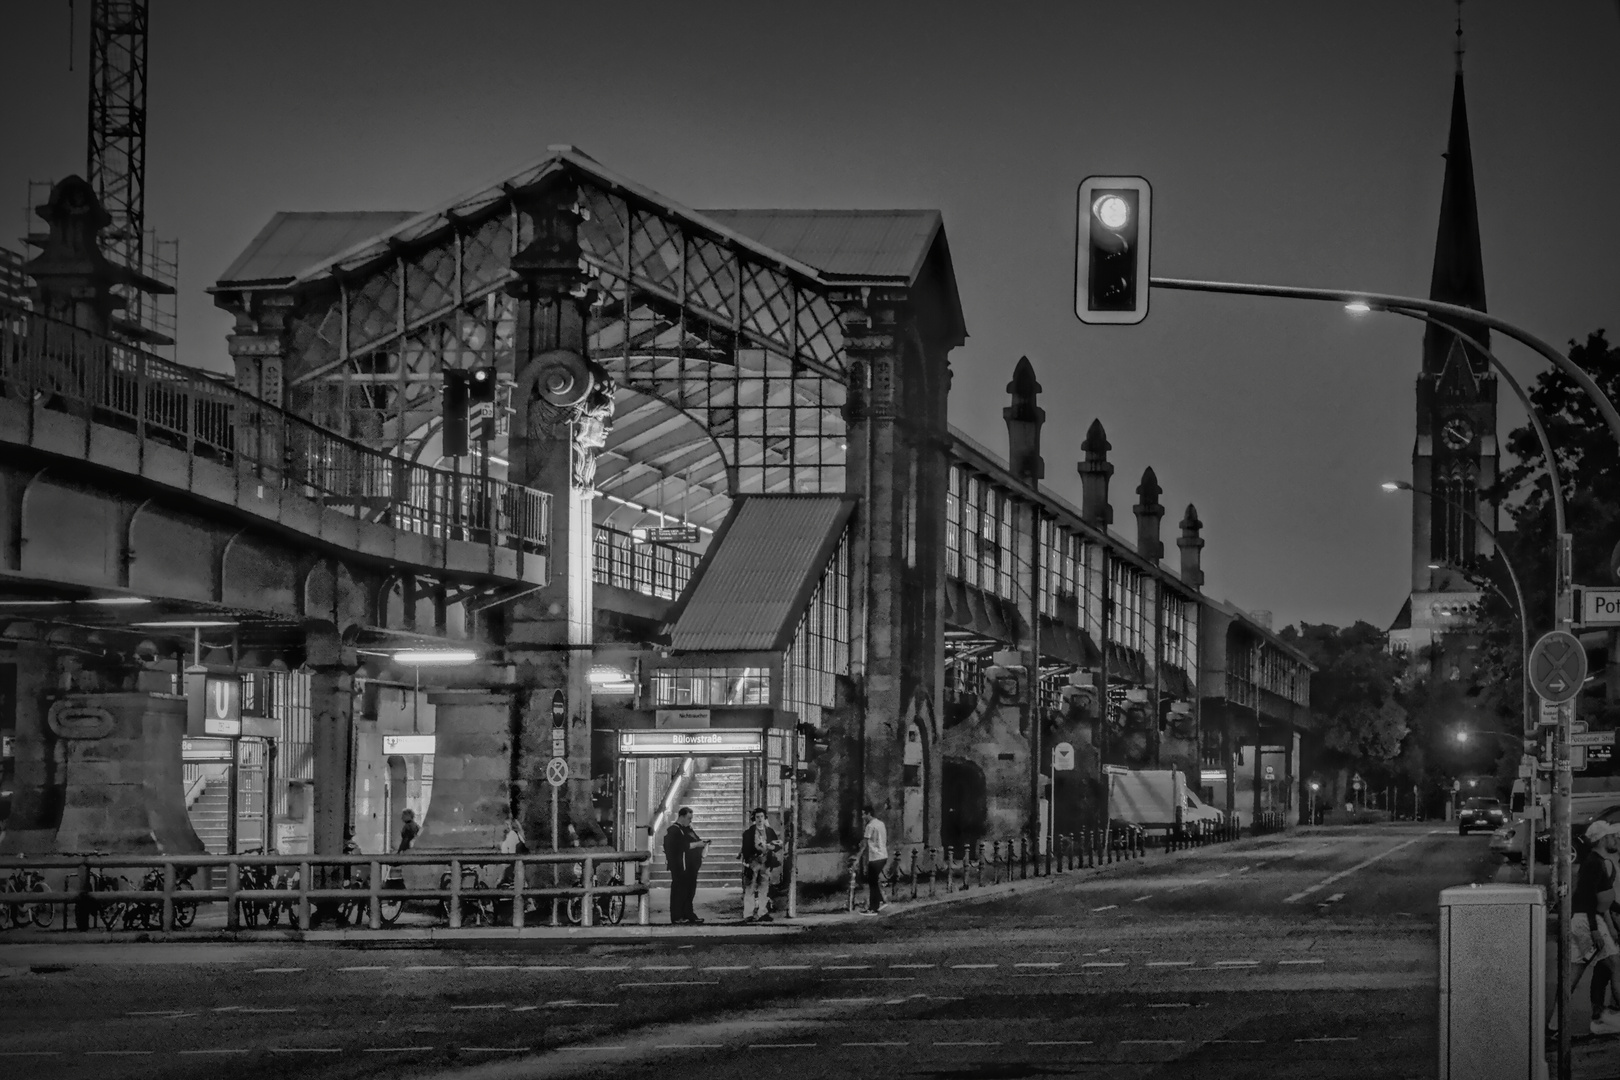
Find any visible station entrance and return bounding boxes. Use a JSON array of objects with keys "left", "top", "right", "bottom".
[{"left": 614, "top": 727, "right": 797, "bottom": 908}]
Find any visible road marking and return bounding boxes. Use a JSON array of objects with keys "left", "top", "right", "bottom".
[
  {"left": 468, "top": 965, "right": 517, "bottom": 971},
  {"left": 1121, "top": 1039, "right": 1184, "bottom": 1045},
  {"left": 656, "top": 1044, "right": 724, "bottom": 1050},
  {"left": 760, "top": 964, "right": 813, "bottom": 971},
  {"left": 951, "top": 963, "right": 997, "bottom": 969},
  {"left": 524, "top": 965, "right": 571, "bottom": 971},
  {"left": 240, "top": 1007, "right": 296, "bottom": 1014},
  {"left": 451, "top": 1003, "right": 506, "bottom": 1010},
  {"left": 364, "top": 1046, "right": 435, "bottom": 1052},
  {"left": 576, "top": 965, "right": 631, "bottom": 971},
  {"left": 1215, "top": 871, "right": 1232, "bottom": 878},
  {"left": 0, "top": 1052, "right": 62, "bottom": 1057},
  {"left": 642, "top": 965, "right": 692, "bottom": 971},
  {"left": 1283, "top": 834, "right": 1431, "bottom": 903},
  {"left": 844, "top": 1041, "right": 907, "bottom": 1047},
  {"left": 546, "top": 1000, "right": 618, "bottom": 1008},
  {"left": 1015, "top": 962, "right": 1061, "bottom": 969},
  {"left": 465, "top": 1047, "right": 528, "bottom": 1052},
  {"left": 558, "top": 1046, "right": 628, "bottom": 1052},
  {"left": 701, "top": 965, "right": 750, "bottom": 971},
  {"left": 1083, "top": 961, "right": 1127, "bottom": 968},
  {"left": 405, "top": 965, "right": 455, "bottom": 971},
  {"left": 934, "top": 1041, "right": 999, "bottom": 1046},
  {"left": 338, "top": 965, "right": 387, "bottom": 972},
  {"left": 1208, "top": 1038, "right": 1265, "bottom": 1044},
  {"left": 749, "top": 1043, "right": 818, "bottom": 1049},
  {"left": 823, "top": 965, "right": 871, "bottom": 970},
  {"left": 1319, "top": 892, "right": 1346, "bottom": 905},
  {"left": 85, "top": 1050, "right": 152, "bottom": 1056},
  {"left": 1091, "top": 904, "right": 1118, "bottom": 912},
  {"left": 270, "top": 1048, "right": 340, "bottom": 1054},
  {"left": 1147, "top": 961, "right": 1193, "bottom": 967},
  {"left": 1133, "top": 895, "right": 1154, "bottom": 902},
  {"left": 1214, "top": 960, "right": 1259, "bottom": 967},
  {"left": 821, "top": 997, "right": 878, "bottom": 1004},
  {"left": 620, "top": 981, "right": 718, "bottom": 988},
  {"left": 890, "top": 963, "right": 936, "bottom": 969},
  {"left": 1296, "top": 1036, "right": 1358, "bottom": 1042},
  {"left": 1148, "top": 1002, "right": 1194, "bottom": 1008},
  {"left": 512, "top": 1005, "right": 539, "bottom": 1012},
  {"left": 127, "top": 1010, "right": 193, "bottom": 1017},
  {"left": 252, "top": 967, "right": 303, "bottom": 973},
  {"left": 1278, "top": 959, "right": 1325, "bottom": 966},
  {"left": 1236, "top": 866, "right": 1252, "bottom": 873},
  {"left": 178, "top": 1048, "right": 251, "bottom": 1055},
  {"left": 843, "top": 977, "right": 916, "bottom": 982},
  {"left": 1028, "top": 1040, "right": 1093, "bottom": 1046}
]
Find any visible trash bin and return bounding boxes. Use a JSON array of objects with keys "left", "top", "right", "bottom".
[{"left": 1438, "top": 883, "right": 1545, "bottom": 1080}]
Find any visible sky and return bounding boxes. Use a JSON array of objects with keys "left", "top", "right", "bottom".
[{"left": 3, "top": 0, "right": 1618, "bottom": 633}]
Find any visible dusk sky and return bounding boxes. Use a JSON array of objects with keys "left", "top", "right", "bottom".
[{"left": 4, "top": 1, "right": 1618, "bottom": 633}]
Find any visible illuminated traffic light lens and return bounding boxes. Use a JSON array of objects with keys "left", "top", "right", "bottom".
[{"left": 1093, "top": 194, "right": 1131, "bottom": 230}]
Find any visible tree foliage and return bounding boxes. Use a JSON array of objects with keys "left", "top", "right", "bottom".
[{"left": 1281, "top": 621, "right": 1409, "bottom": 766}]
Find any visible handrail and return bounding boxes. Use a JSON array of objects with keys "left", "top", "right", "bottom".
[
  {"left": 0, "top": 303, "right": 550, "bottom": 556},
  {"left": 649, "top": 755, "right": 697, "bottom": 841}
]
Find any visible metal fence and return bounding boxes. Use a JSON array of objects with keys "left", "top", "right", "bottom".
[
  {"left": 852, "top": 818, "right": 1250, "bottom": 911},
  {"left": 0, "top": 850, "right": 650, "bottom": 936},
  {"left": 0, "top": 303, "right": 549, "bottom": 556}
]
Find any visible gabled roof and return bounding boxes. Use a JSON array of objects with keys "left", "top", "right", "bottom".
[
  {"left": 666, "top": 494, "right": 854, "bottom": 653},
  {"left": 215, "top": 211, "right": 416, "bottom": 288},
  {"left": 700, "top": 209, "right": 941, "bottom": 283}
]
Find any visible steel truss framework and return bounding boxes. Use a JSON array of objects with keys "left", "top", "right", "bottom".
[{"left": 274, "top": 154, "right": 853, "bottom": 533}]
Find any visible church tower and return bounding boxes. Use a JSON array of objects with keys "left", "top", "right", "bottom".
[{"left": 1392, "top": 59, "right": 1499, "bottom": 660}]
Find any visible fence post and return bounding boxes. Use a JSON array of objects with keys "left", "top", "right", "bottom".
[
  {"left": 75, "top": 856, "right": 92, "bottom": 931},
  {"left": 226, "top": 859, "right": 240, "bottom": 931},
  {"left": 160, "top": 861, "right": 175, "bottom": 932},
  {"left": 926, "top": 848, "right": 937, "bottom": 898},
  {"left": 449, "top": 858, "right": 462, "bottom": 930},
  {"left": 514, "top": 856, "right": 526, "bottom": 929},
  {"left": 298, "top": 861, "right": 312, "bottom": 930},
  {"left": 582, "top": 856, "right": 595, "bottom": 928},
  {"left": 368, "top": 858, "right": 382, "bottom": 930},
  {"left": 636, "top": 856, "right": 649, "bottom": 926}
]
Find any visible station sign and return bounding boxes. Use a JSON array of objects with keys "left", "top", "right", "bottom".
[
  {"left": 382, "top": 734, "right": 436, "bottom": 755},
  {"left": 618, "top": 729, "right": 764, "bottom": 756},
  {"left": 1579, "top": 587, "right": 1620, "bottom": 626},
  {"left": 634, "top": 525, "right": 701, "bottom": 545},
  {"left": 186, "top": 673, "right": 241, "bottom": 738},
  {"left": 655, "top": 708, "right": 711, "bottom": 728}
]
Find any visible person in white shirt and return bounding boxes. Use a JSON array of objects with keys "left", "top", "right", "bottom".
[{"left": 860, "top": 804, "right": 888, "bottom": 914}]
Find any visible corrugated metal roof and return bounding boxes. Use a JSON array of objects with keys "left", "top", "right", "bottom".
[
  {"left": 667, "top": 494, "right": 854, "bottom": 653},
  {"left": 700, "top": 209, "right": 942, "bottom": 283},
  {"left": 215, "top": 211, "right": 417, "bottom": 287}
]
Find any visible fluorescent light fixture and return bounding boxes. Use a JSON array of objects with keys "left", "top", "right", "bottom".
[
  {"left": 1345, "top": 300, "right": 1372, "bottom": 314},
  {"left": 132, "top": 620, "right": 239, "bottom": 628},
  {"left": 1380, "top": 481, "right": 1401, "bottom": 492},
  {"left": 589, "top": 669, "right": 630, "bottom": 684},
  {"left": 81, "top": 597, "right": 151, "bottom": 606},
  {"left": 393, "top": 649, "right": 478, "bottom": 665},
  {"left": 0, "top": 600, "right": 69, "bottom": 607}
]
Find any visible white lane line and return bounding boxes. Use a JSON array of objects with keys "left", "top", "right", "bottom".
[
  {"left": 1283, "top": 884, "right": 1325, "bottom": 903},
  {"left": 127, "top": 1010, "right": 194, "bottom": 1017},
  {"left": 749, "top": 1043, "right": 818, "bottom": 1049},
  {"left": 1236, "top": 866, "right": 1252, "bottom": 873},
  {"left": 1028, "top": 1040, "right": 1093, "bottom": 1046},
  {"left": 889, "top": 963, "right": 936, "bottom": 969},
  {"left": 1214, "top": 960, "right": 1260, "bottom": 967},
  {"left": 1148, "top": 1002, "right": 1194, "bottom": 1008},
  {"left": 620, "top": 980, "right": 718, "bottom": 988},
  {"left": 702, "top": 965, "right": 751, "bottom": 972},
  {"left": 240, "top": 1007, "right": 297, "bottom": 1014},
  {"left": 1091, "top": 904, "right": 1118, "bottom": 912},
  {"left": 1147, "top": 961, "right": 1193, "bottom": 967},
  {"left": 760, "top": 964, "right": 813, "bottom": 971},
  {"left": 85, "top": 1050, "right": 153, "bottom": 1056},
  {"left": 934, "top": 1041, "right": 1000, "bottom": 1046},
  {"left": 1296, "top": 1036, "right": 1358, "bottom": 1043},
  {"left": 656, "top": 1044, "right": 725, "bottom": 1050},
  {"left": 1320, "top": 892, "right": 1346, "bottom": 904},
  {"left": 451, "top": 1003, "right": 507, "bottom": 1011},
  {"left": 338, "top": 965, "right": 387, "bottom": 972},
  {"left": 405, "top": 965, "right": 455, "bottom": 971},
  {"left": 1208, "top": 1038, "right": 1266, "bottom": 1045},
  {"left": 842, "top": 977, "right": 916, "bottom": 982},
  {"left": 179, "top": 1049, "right": 251, "bottom": 1056},
  {"left": 270, "top": 1048, "right": 341, "bottom": 1054},
  {"left": 1279, "top": 959, "right": 1325, "bottom": 966},
  {"left": 557, "top": 1046, "right": 628, "bottom": 1053},
  {"left": 1283, "top": 833, "right": 1432, "bottom": 903},
  {"left": 363, "top": 1046, "right": 436, "bottom": 1052},
  {"left": 512, "top": 1006, "right": 539, "bottom": 1012},
  {"left": 1133, "top": 895, "right": 1154, "bottom": 902},
  {"left": 576, "top": 965, "right": 631, "bottom": 972},
  {"left": 464, "top": 1047, "right": 528, "bottom": 1052},
  {"left": 821, "top": 997, "right": 877, "bottom": 1004},
  {"left": 546, "top": 1000, "right": 619, "bottom": 1008},
  {"left": 1122, "top": 1039, "right": 1185, "bottom": 1046},
  {"left": 1215, "top": 871, "right": 1232, "bottom": 878},
  {"left": 1083, "top": 961, "right": 1127, "bottom": 968},
  {"left": 524, "top": 965, "right": 571, "bottom": 971},
  {"left": 951, "top": 964, "right": 997, "bottom": 970},
  {"left": 252, "top": 967, "right": 303, "bottom": 973},
  {"left": 1015, "top": 962, "right": 1061, "bottom": 969},
  {"left": 844, "top": 1041, "right": 908, "bottom": 1047},
  {"left": 642, "top": 965, "right": 693, "bottom": 971},
  {"left": 468, "top": 965, "right": 517, "bottom": 972},
  {"left": 823, "top": 965, "right": 872, "bottom": 971}
]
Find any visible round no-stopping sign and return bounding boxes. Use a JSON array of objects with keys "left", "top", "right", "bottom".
[
  {"left": 545, "top": 757, "right": 570, "bottom": 787},
  {"left": 1528, "top": 630, "right": 1586, "bottom": 704}
]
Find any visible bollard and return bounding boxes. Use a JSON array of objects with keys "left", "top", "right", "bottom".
[
  {"left": 909, "top": 848, "right": 919, "bottom": 901},
  {"left": 847, "top": 857, "right": 858, "bottom": 912},
  {"left": 1019, "top": 836, "right": 1028, "bottom": 880},
  {"left": 990, "top": 840, "right": 1001, "bottom": 885},
  {"left": 926, "top": 848, "right": 937, "bottom": 898},
  {"left": 976, "top": 842, "right": 986, "bottom": 888}
]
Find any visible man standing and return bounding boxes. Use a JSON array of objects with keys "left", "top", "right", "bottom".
[
  {"left": 860, "top": 803, "right": 888, "bottom": 915},
  {"left": 739, "top": 807, "right": 781, "bottom": 922},
  {"left": 662, "top": 807, "right": 710, "bottom": 925},
  {"left": 1573, "top": 820, "right": 1620, "bottom": 1035}
]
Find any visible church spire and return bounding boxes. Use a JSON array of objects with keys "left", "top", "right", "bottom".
[{"left": 1422, "top": 65, "right": 1489, "bottom": 373}]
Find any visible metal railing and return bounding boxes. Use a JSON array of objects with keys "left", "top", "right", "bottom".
[
  {"left": 593, "top": 525, "right": 699, "bottom": 601},
  {"left": 0, "top": 303, "right": 549, "bottom": 557},
  {"left": 0, "top": 850, "right": 650, "bottom": 935}
]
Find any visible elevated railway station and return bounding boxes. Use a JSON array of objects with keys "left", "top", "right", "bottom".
[{"left": 0, "top": 150, "right": 1316, "bottom": 888}]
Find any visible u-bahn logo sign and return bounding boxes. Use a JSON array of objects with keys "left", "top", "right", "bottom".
[
  {"left": 1528, "top": 630, "right": 1586, "bottom": 705},
  {"left": 188, "top": 674, "right": 242, "bottom": 737}
]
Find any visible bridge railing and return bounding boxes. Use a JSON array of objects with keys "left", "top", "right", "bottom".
[{"left": 0, "top": 303, "right": 549, "bottom": 556}]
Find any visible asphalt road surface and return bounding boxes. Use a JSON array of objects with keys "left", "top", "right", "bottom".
[{"left": 0, "top": 824, "right": 1513, "bottom": 1079}]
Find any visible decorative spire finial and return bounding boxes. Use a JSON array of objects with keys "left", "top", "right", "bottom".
[{"left": 1454, "top": 0, "right": 1465, "bottom": 74}]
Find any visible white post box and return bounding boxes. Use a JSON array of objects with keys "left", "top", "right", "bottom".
[{"left": 1439, "top": 883, "right": 1545, "bottom": 1079}]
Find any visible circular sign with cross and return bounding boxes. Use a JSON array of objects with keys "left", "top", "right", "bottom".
[
  {"left": 1529, "top": 630, "right": 1586, "bottom": 704},
  {"left": 545, "top": 756, "right": 570, "bottom": 788}
]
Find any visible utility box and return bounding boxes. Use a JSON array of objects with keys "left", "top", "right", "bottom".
[{"left": 1439, "top": 883, "right": 1545, "bottom": 1079}]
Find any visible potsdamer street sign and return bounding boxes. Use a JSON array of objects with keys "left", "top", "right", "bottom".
[
  {"left": 1578, "top": 586, "right": 1620, "bottom": 626},
  {"left": 1528, "top": 630, "right": 1586, "bottom": 704}
]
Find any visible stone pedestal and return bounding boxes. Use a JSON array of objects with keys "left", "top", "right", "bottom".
[
  {"left": 48, "top": 692, "right": 204, "bottom": 854},
  {"left": 414, "top": 690, "right": 515, "bottom": 853}
]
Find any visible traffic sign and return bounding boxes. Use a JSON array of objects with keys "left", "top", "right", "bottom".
[
  {"left": 1052, "top": 742, "right": 1075, "bottom": 771},
  {"left": 1611, "top": 538, "right": 1620, "bottom": 584},
  {"left": 545, "top": 757, "right": 570, "bottom": 787},
  {"left": 1569, "top": 731, "right": 1614, "bottom": 747},
  {"left": 1528, "top": 630, "right": 1586, "bottom": 704},
  {"left": 1580, "top": 587, "right": 1620, "bottom": 626},
  {"left": 635, "top": 525, "right": 702, "bottom": 545},
  {"left": 1539, "top": 699, "right": 1574, "bottom": 727}
]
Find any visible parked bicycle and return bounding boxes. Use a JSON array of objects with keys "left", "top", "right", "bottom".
[
  {"left": 73, "top": 859, "right": 130, "bottom": 931},
  {"left": 236, "top": 847, "right": 297, "bottom": 927},
  {"left": 0, "top": 868, "right": 53, "bottom": 930},
  {"left": 123, "top": 866, "right": 198, "bottom": 930},
  {"left": 438, "top": 863, "right": 496, "bottom": 927},
  {"left": 564, "top": 861, "right": 625, "bottom": 926}
]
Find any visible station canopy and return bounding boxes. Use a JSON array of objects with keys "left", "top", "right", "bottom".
[{"left": 213, "top": 147, "right": 965, "bottom": 558}]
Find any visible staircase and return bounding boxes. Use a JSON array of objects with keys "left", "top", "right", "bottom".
[
  {"left": 188, "top": 778, "right": 231, "bottom": 854},
  {"left": 650, "top": 762, "right": 745, "bottom": 886}
]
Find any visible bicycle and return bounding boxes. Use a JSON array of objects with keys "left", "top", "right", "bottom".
[
  {"left": 125, "top": 866, "right": 197, "bottom": 930},
  {"left": 236, "top": 848, "right": 282, "bottom": 927},
  {"left": 438, "top": 863, "right": 495, "bottom": 927},
  {"left": 76, "top": 862, "right": 129, "bottom": 931},
  {"left": 1, "top": 869, "right": 54, "bottom": 930},
  {"left": 564, "top": 862, "right": 625, "bottom": 927}
]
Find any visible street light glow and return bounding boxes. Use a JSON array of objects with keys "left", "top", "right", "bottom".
[
  {"left": 1092, "top": 194, "right": 1131, "bottom": 230},
  {"left": 393, "top": 649, "right": 479, "bottom": 665},
  {"left": 81, "top": 596, "right": 151, "bottom": 605},
  {"left": 1455, "top": 730, "right": 1470, "bottom": 743},
  {"left": 1380, "top": 481, "right": 1401, "bottom": 492},
  {"left": 1345, "top": 300, "right": 1372, "bottom": 314}
]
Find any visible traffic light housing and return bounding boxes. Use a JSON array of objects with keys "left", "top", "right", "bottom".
[
  {"left": 1075, "top": 175, "right": 1151, "bottom": 325},
  {"left": 795, "top": 721, "right": 829, "bottom": 782},
  {"left": 469, "top": 365, "right": 498, "bottom": 442},
  {"left": 442, "top": 368, "right": 470, "bottom": 457}
]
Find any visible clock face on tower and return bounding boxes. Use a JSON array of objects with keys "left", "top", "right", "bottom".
[{"left": 1441, "top": 417, "right": 1474, "bottom": 451}]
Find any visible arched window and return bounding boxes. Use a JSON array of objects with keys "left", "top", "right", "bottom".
[{"left": 1431, "top": 463, "right": 1478, "bottom": 567}]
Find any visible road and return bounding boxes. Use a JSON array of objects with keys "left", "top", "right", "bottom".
[{"left": 0, "top": 824, "right": 1506, "bottom": 1079}]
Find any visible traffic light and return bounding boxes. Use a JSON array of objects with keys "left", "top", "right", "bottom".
[
  {"left": 1075, "top": 175, "right": 1151, "bottom": 325},
  {"left": 469, "top": 365, "right": 498, "bottom": 442},
  {"left": 442, "top": 368, "right": 470, "bottom": 457},
  {"left": 795, "top": 721, "right": 829, "bottom": 783}
]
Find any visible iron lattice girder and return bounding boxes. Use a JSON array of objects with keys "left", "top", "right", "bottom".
[{"left": 87, "top": 0, "right": 148, "bottom": 271}]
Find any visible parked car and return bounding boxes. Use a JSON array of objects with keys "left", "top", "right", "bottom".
[
  {"left": 1496, "top": 796, "right": 1620, "bottom": 863},
  {"left": 1458, "top": 797, "right": 1506, "bottom": 835}
]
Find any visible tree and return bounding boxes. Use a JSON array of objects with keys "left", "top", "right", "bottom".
[{"left": 1282, "top": 621, "right": 1409, "bottom": 777}]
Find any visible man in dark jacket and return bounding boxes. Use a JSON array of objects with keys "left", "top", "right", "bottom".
[
  {"left": 739, "top": 807, "right": 781, "bottom": 922},
  {"left": 662, "top": 807, "right": 709, "bottom": 924}
]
